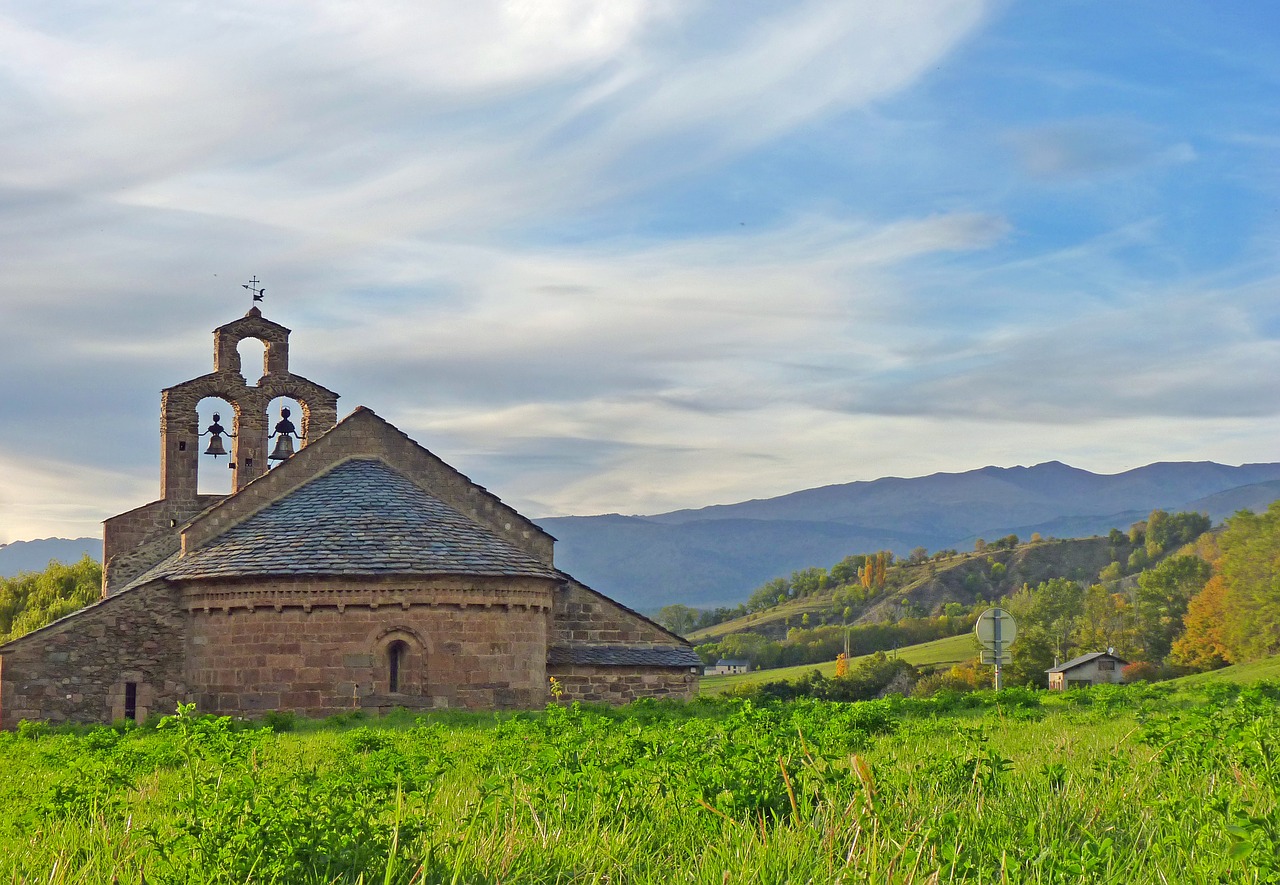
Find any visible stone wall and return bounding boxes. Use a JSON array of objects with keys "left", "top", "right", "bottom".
[
  {"left": 102, "top": 496, "right": 224, "bottom": 594},
  {"left": 182, "top": 575, "right": 555, "bottom": 717},
  {"left": 546, "top": 665, "right": 697, "bottom": 704},
  {"left": 550, "top": 581, "right": 682, "bottom": 646},
  {"left": 0, "top": 582, "right": 188, "bottom": 729}
]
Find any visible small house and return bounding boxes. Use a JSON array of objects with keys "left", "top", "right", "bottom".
[
  {"left": 705, "top": 659, "right": 751, "bottom": 676},
  {"left": 1047, "top": 651, "right": 1128, "bottom": 690}
]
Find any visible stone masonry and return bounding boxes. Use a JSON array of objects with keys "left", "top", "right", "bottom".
[{"left": 0, "top": 581, "right": 188, "bottom": 726}]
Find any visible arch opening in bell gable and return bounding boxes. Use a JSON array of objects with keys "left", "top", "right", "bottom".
[
  {"left": 195, "top": 395, "right": 237, "bottom": 495},
  {"left": 236, "top": 336, "right": 267, "bottom": 386}
]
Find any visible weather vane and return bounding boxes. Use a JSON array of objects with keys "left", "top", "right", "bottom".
[{"left": 242, "top": 276, "right": 265, "bottom": 307}]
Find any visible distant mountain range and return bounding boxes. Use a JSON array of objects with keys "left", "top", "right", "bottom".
[
  {"left": 0, "top": 538, "right": 99, "bottom": 577},
  {"left": 10, "top": 461, "right": 1280, "bottom": 614},
  {"left": 537, "top": 461, "right": 1280, "bottom": 612}
]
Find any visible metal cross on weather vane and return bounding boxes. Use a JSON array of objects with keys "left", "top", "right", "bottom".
[{"left": 242, "top": 276, "right": 265, "bottom": 307}]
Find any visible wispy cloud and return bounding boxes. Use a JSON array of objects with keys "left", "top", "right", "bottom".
[{"left": 1, "top": 1, "right": 1278, "bottom": 541}]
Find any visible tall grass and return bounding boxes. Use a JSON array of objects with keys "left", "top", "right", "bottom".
[{"left": 0, "top": 682, "right": 1275, "bottom": 883}]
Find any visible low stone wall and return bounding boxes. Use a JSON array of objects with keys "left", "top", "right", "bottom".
[
  {"left": 0, "top": 582, "right": 188, "bottom": 729},
  {"left": 547, "top": 665, "right": 697, "bottom": 704}
]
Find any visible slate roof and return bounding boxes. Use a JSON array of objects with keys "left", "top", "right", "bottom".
[
  {"left": 1047, "top": 651, "right": 1128, "bottom": 673},
  {"left": 547, "top": 643, "right": 702, "bottom": 668},
  {"left": 160, "top": 459, "right": 558, "bottom": 581}
]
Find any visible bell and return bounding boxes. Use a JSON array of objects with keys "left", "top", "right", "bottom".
[
  {"left": 204, "top": 434, "right": 227, "bottom": 457},
  {"left": 269, "top": 434, "right": 295, "bottom": 461}
]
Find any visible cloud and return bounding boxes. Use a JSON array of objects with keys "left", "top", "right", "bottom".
[
  {"left": 0, "top": 1, "right": 990, "bottom": 238},
  {"left": 1008, "top": 119, "right": 1197, "bottom": 181},
  {"left": 2, "top": 1, "right": 1279, "bottom": 543},
  {"left": 0, "top": 451, "right": 151, "bottom": 544}
]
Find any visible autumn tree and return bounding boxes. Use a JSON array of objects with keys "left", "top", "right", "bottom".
[
  {"left": 1133, "top": 554, "right": 1212, "bottom": 661},
  {"left": 1217, "top": 502, "right": 1280, "bottom": 661},
  {"left": 1170, "top": 573, "right": 1231, "bottom": 670}
]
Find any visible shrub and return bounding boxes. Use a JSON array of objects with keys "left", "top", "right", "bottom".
[{"left": 1122, "top": 661, "right": 1160, "bottom": 683}]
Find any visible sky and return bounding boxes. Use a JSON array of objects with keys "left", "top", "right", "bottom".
[{"left": 2, "top": 1, "right": 1279, "bottom": 543}]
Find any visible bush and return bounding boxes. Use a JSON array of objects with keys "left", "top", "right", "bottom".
[{"left": 1122, "top": 661, "right": 1160, "bottom": 683}]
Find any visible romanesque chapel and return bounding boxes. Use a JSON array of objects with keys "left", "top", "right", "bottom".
[{"left": 0, "top": 308, "right": 699, "bottom": 727}]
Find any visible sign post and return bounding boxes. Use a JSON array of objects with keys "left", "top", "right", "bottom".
[{"left": 974, "top": 607, "right": 1018, "bottom": 691}]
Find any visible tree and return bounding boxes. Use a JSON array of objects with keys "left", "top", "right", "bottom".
[
  {"left": 0, "top": 556, "right": 102, "bottom": 642},
  {"left": 655, "top": 604, "right": 701, "bottom": 637},
  {"left": 1216, "top": 503, "right": 1280, "bottom": 661},
  {"left": 1002, "top": 578, "right": 1085, "bottom": 687},
  {"left": 909, "top": 546, "right": 929, "bottom": 564},
  {"left": 1171, "top": 573, "right": 1231, "bottom": 670},
  {"left": 790, "top": 567, "right": 827, "bottom": 598},
  {"left": 1133, "top": 555, "right": 1212, "bottom": 661},
  {"left": 829, "top": 555, "right": 866, "bottom": 586},
  {"left": 746, "top": 577, "right": 789, "bottom": 612},
  {"left": 1075, "top": 583, "right": 1136, "bottom": 656},
  {"left": 1145, "top": 509, "right": 1171, "bottom": 558}
]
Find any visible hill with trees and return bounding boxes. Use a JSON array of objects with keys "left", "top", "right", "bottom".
[
  {"left": 680, "top": 509, "right": 1218, "bottom": 684},
  {"left": 689, "top": 496, "right": 1280, "bottom": 697},
  {"left": 539, "top": 460, "right": 1280, "bottom": 610}
]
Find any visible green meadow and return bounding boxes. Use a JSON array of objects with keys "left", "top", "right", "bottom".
[
  {"left": 699, "top": 632, "right": 978, "bottom": 694},
  {"left": 2, "top": 662, "right": 1278, "bottom": 884}
]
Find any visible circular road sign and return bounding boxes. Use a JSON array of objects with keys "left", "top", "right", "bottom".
[{"left": 974, "top": 607, "right": 1018, "bottom": 649}]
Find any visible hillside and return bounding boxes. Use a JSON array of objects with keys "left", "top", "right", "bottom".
[
  {"left": 540, "top": 460, "right": 1280, "bottom": 610},
  {"left": 688, "top": 535, "right": 1117, "bottom": 644}
]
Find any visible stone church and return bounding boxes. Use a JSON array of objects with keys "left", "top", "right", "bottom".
[{"left": 0, "top": 308, "right": 699, "bottom": 728}]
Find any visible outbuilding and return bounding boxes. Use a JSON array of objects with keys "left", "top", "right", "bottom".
[
  {"left": 705, "top": 659, "right": 751, "bottom": 676},
  {"left": 1047, "top": 651, "right": 1128, "bottom": 690}
]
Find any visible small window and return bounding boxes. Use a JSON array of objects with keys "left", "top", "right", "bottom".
[
  {"left": 124, "top": 682, "right": 138, "bottom": 721},
  {"left": 387, "top": 641, "right": 407, "bottom": 694},
  {"left": 1097, "top": 659, "right": 1115, "bottom": 671}
]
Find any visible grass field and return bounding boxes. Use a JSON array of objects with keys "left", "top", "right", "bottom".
[
  {"left": 1172, "top": 653, "right": 1280, "bottom": 686},
  {"left": 700, "top": 632, "right": 979, "bottom": 694},
  {"left": 2, "top": 672, "right": 1278, "bottom": 883}
]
